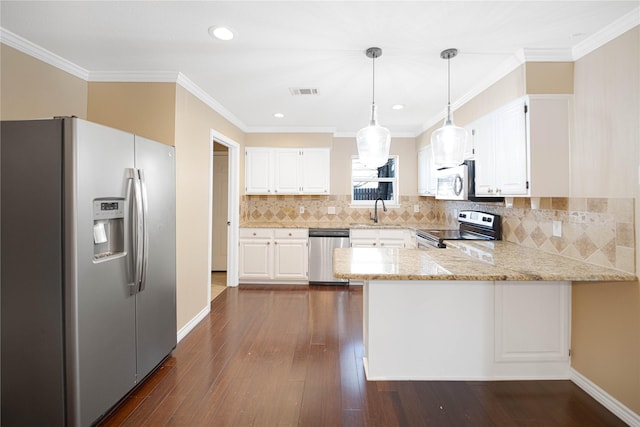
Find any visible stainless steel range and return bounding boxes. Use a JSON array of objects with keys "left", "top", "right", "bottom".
[{"left": 416, "top": 211, "right": 501, "bottom": 248}]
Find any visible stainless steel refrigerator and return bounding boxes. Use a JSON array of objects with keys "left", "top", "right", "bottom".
[{"left": 1, "top": 118, "right": 177, "bottom": 426}]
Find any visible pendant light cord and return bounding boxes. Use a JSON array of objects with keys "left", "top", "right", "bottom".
[
  {"left": 446, "top": 55, "right": 452, "bottom": 123},
  {"left": 372, "top": 53, "right": 376, "bottom": 106}
]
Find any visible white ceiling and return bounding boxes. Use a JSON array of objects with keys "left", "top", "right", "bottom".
[{"left": 1, "top": 1, "right": 638, "bottom": 136}]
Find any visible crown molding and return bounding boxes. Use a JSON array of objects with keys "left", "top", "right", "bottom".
[
  {"left": 517, "top": 48, "right": 574, "bottom": 62},
  {"left": 246, "top": 125, "right": 337, "bottom": 134},
  {"left": 89, "top": 71, "right": 181, "bottom": 82},
  {"left": 572, "top": 7, "right": 640, "bottom": 60},
  {"left": 0, "top": 27, "right": 89, "bottom": 80},
  {"left": 174, "top": 73, "right": 248, "bottom": 133}
]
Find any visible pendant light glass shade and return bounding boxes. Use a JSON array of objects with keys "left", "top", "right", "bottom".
[
  {"left": 357, "top": 104, "right": 391, "bottom": 168},
  {"left": 357, "top": 47, "right": 391, "bottom": 169},
  {"left": 431, "top": 117, "right": 467, "bottom": 168},
  {"left": 431, "top": 48, "right": 467, "bottom": 168}
]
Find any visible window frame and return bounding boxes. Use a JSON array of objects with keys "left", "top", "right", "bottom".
[{"left": 350, "top": 155, "right": 399, "bottom": 207}]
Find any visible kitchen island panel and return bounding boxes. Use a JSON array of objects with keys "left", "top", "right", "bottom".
[{"left": 363, "top": 280, "right": 571, "bottom": 381}]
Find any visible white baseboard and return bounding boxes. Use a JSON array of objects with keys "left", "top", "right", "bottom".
[
  {"left": 570, "top": 367, "right": 640, "bottom": 426},
  {"left": 176, "top": 305, "right": 210, "bottom": 343}
]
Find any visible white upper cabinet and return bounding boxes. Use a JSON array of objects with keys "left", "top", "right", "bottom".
[
  {"left": 417, "top": 145, "right": 437, "bottom": 196},
  {"left": 299, "top": 148, "right": 331, "bottom": 194},
  {"left": 273, "top": 149, "right": 301, "bottom": 194},
  {"left": 245, "top": 147, "right": 330, "bottom": 195},
  {"left": 245, "top": 147, "right": 273, "bottom": 194},
  {"left": 473, "top": 95, "right": 571, "bottom": 198}
]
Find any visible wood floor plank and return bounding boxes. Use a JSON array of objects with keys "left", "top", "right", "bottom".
[{"left": 98, "top": 285, "right": 627, "bottom": 427}]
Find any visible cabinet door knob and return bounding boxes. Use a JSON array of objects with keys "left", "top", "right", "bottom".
[
  {"left": 380, "top": 243, "right": 385, "bottom": 247},
  {"left": 252, "top": 232, "right": 256, "bottom": 236},
  {"left": 373, "top": 242, "right": 377, "bottom": 246},
  {"left": 288, "top": 232, "right": 292, "bottom": 236}
]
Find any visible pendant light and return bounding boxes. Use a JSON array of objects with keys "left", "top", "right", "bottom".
[
  {"left": 431, "top": 48, "right": 467, "bottom": 168},
  {"left": 356, "top": 47, "right": 391, "bottom": 169}
]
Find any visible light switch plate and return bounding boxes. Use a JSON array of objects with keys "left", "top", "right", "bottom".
[
  {"left": 552, "top": 220, "right": 562, "bottom": 237},
  {"left": 413, "top": 204, "right": 420, "bottom": 213},
  {"left": 299, "top": 206, "right": 305, "bottom": 214},
  {"left": 328, "top": 206, "right": 336, "bottom": 215}
]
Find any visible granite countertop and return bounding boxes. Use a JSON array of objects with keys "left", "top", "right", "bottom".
[{"left": 333, "top": 240, "right": 637, "bottom": 282}]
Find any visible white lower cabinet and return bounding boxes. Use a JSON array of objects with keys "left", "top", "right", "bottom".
[
  {"left": 350, "top": 228, "right": 410, "bottom": 248},
  {"left": 494, "top": 281, "right": 570, "bottom": 363},
  {"left": 273, "top": 229, "right": 308, "bottom": 281},
  {"left": 239, "top": 228, "right": 308, "bottom": 284}
]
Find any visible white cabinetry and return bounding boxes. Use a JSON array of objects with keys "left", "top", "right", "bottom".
[
  {"left": 299, "top": 148, "right": 331, "bottom": 194},
  {"left": 417, "top": 145, "right": 437, "bottom": 196},
  {"left": 494, "top": 281, "right": 570, "bottom": 363},
  {"left": 238, "top": 228, "right": 272, "bottom": 280},
  {"left": 273, "top": 229, "right": 309, "bottom": 281},
  {"left": 245, "top": 147, "right": 330, "bottom": 195},
  {"left": 350, "top": 228, "right": 410, "bottom": 248},
  {"left": 245, "top": 148, "right": 273, "bottom": 194},
  {"left": 473, "top": 95, "right": 571, "bottom": 197},
  {"left": 239, "top": 228, "right": 309, "bottom": 284}
]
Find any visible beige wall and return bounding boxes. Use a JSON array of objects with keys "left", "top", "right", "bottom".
[
  {"left": 525, "top": 62, "right": 574, "bottom": 94},
  {"left": 571, "top": 28, "right": 640, "bottom": 199},
  {"left": 87, "top": 82, "right": 176, "bottom": 146},
  {"left": 0, "top": 44, "right": 87, "bottom": 120},
  {"left": 570, "top": 26, "right": 640, "bottom": 414},
  {"left": 173, "top": 85, "right": 244, "bottom": 329}
]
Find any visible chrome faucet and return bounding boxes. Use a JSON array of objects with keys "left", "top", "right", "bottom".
[{"left": 371, "top": 197, "right": 387, "bottom": 223}]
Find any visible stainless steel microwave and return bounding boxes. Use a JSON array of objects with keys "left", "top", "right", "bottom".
[
  {"left": 436, "top": 163, "right": 469, "bottom": 200},
  {"left": 435, "top": 160, "right": 503, "bottom": 202}
]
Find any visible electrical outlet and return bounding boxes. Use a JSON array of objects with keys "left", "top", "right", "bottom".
[
  {"left": 299, "top": 206, "right": 305, "bottom": 214},
  {"left": 552, "top": 220, "right": 562, "bottom": 237},
  {"left": 413, "top": 204, "right": 420, "bottom": 213},
  {"left": 328, "top": 206, "right": 336, "bottom": 215}
]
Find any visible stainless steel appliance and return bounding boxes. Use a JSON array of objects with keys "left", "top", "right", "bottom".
[
  {"left": 416, "top": 211, "right": 501, "bottom": 248},
  {"left": 1, "top": 118, "right": 176, "bottom": 426},
  {"left": 308, "top": 228, "right": 350, "bottom": 284},
  {"left": 436, "top": 160, "right": 503, "bottom": 202}
]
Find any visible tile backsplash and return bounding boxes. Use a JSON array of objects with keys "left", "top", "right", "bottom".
[{"left": 241, "top": 195, "right": 635, "bottom": 274}]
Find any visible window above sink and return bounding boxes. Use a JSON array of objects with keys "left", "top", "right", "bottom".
[{"left": 351, "top": 155, "right": 398, "bottom": 207}]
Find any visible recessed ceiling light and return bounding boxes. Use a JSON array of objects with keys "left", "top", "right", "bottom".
[
  {"left": 273, "top": 113, "right": 284, "bottom": 118},
  {"left": 392, "top": 104, "right": 404, "bottom": 110},
  {"left": 208, "top": 26, "right": 234, "bottom": 41}
]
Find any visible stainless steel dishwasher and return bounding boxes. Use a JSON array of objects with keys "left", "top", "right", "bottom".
[{"left": 308, "top": 228, "right": 350, "bottom": 284}]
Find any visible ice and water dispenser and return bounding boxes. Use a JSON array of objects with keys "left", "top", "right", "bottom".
[{"left": 93, "top": 198, "right": 125, "bottom": 261}]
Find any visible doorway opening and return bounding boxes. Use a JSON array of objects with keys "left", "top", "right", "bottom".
[{"left": 208, "top": 130, "right": 240, "bottom": 303}]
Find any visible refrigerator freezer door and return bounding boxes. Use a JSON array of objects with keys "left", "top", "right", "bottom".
[
  {"left": 69, "top": 119, "right": 137, "bottom": 426},
  {"left": 134, "top": 136, "right": 177, "bottom": 380}
]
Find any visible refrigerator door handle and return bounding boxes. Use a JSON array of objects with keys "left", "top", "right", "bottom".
[
  {"left": 129, "top": 168, "right": 144, "bottom": 293},
  {"left": 138, "top": 169, "right": 149, "bottom": 292}
]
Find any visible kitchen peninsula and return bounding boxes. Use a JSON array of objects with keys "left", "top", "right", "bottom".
[{"left": 334, "top": 242, "right": 635, "bottom": 381}]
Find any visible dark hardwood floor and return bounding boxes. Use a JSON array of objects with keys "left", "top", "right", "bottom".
[{"left": 99, "top": 285, "right": 625, "bottom": 427}]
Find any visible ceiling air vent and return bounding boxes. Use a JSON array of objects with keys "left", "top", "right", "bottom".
[{"left": 289, "top": 88, "right": 319, "bottom": 96}]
